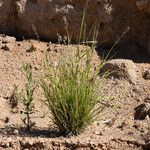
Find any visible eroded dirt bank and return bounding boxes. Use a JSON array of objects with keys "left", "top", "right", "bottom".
[{"left": 0, "top": 0, "right": 150, "bottom": 54}]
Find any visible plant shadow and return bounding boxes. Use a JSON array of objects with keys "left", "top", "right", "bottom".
[{"left": 0, "top": 126, "right": 62, "bottom": 138}]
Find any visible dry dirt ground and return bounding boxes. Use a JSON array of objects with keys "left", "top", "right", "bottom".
[{"left": 0, "top": 36, "right": 150, "bottom": 150}]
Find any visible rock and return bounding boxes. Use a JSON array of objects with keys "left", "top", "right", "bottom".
[
  {"left": 143, "top": 69, "right": 150, "bottom": 80},
  {"left": 0, "top": 0, "right": 149, "bottom": 54},
  {"left": 26, "top": 44, "right": 37, "bottom": 52},
  {"left": 95, "top": 131, "right": 102, "bottom": 135},
  {"left": 143, "top": 132, "right": 150, "bottom": 149},
  {"left": 0, "top": 1, "right": 13, "bottom": 33},
  {"left": 134, "top": 96, "right": 150, "bottom": 120},
  {"left": 1, "top": 44, "right": 10, "bottom": 51},
  {"left": 143, "top": 141, "right": 150, "bottom": 150},
  {"left": 0, "top": 142, "right": 9, "bottom": 148},
  {"left": 20, "top": 139, "right": 44, "bottom": 150},
  {"left": 0, "top": 138, "right": 12, "bottom": 148},
  {"left": 47, "top": 47, "right": 52, "bottom": 52},
  {"left": 117, "top": 122, "right": 127, "bottom": 130},
  {"left": 136, "top": 0, "right": 150, "bottom": 14},
  {"left": 100, "top": 118, "right": 115, "bottom": 126},
  {"left": 26, "top": 40, "right": 43, "bottom": 52},
  {"left": 144, "top": 95, "right": 150, "bottom": 103},
  {"left": 1, "top": 43, "right": 13, "bottom": 51},
  {"left": 13, "top": 129, "right": 19, "bottom": 135},
  {"left": 4, "top": 117, "right": 9, "bottom": 123},
  {"left": 2, "top": 36, "right": 16, "bottom": 44},
  {"left": 100, "top": 59, "right": 137, "bottom": 84},
  {"left": 11, "top": 108, "right": 19, "bottom": 114},
  {"left": 134, "top": 103, "right": 150, "bottom": 120}
]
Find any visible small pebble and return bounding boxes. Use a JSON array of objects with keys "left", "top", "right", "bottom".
[
  {"left": 4, "top": 117, "right": 9, "bottom": 123},
  {"left": 143, "top": 69, "right": 150, "bottom": 80},
  {"left": 1, "top": 44, "right": 10, "bottom": 51},
  {"left": 95, "top": 131, "right": 102, "bottom": 135},
  {"left": 14, "top": 129, "right": 19, "bottom": 135}
]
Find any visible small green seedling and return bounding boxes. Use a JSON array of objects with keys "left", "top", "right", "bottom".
[{"left": 20, "top": 63, "right": 36, "bottom": 131}]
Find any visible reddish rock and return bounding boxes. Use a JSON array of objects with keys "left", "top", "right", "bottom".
[{"left": 0, "top": 0, "right": 149, "bottom": 54}]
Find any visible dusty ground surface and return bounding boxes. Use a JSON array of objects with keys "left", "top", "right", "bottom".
[{"left": 0, "top": 36, "right": 150, "bottom": 150}]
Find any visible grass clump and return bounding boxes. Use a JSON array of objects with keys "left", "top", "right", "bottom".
[
  {"left": 20, "top": 63, "right": 36, "bottom": 131},
  {"left": 41, "top": 44, "right": 104, "bottom": 136},
  {"left": 40, "top": 1, "right": 106, "bottom": 136}
]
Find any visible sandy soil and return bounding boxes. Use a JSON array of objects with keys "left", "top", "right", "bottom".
[{"left": 0, "top": 37, "right": 150, "bottom": 150}]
